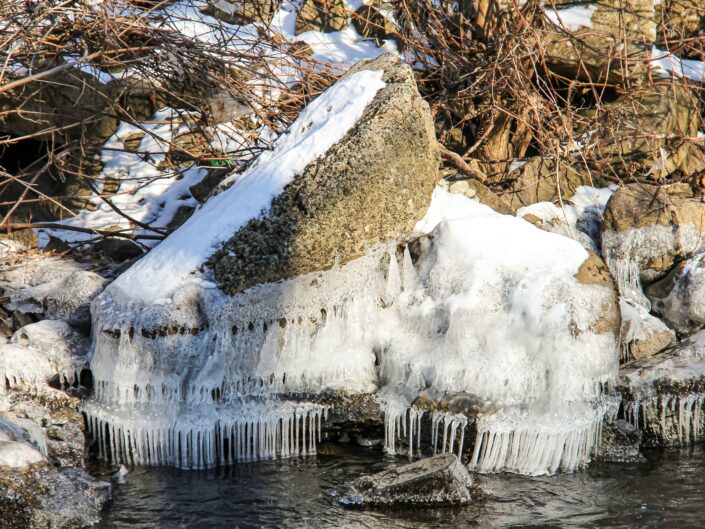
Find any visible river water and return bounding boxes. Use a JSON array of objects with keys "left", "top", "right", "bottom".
[{"left": 96, "top": 444, "right": 705, "bottom": 529}]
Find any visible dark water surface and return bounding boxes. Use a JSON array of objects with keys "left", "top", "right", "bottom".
[{"left": 96, "top": 444, "right": 705, "bottom": 529}]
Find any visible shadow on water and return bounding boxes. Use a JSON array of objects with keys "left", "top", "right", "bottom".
[{"left": 96, "top": 443, "right": 705, "bottom": 529}]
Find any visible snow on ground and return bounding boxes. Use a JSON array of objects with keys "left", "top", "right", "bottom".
[
  {"left": 516, "top": 185, "right": 616, "bottom": 253},
  {"left": 108, "top": 68, "right": 385, "bottom": 304},
  {"left": 652, "top": 47, "right": 705, "bottom": 83},
  {"left": 39, "top": 0, "right": 396, "bottom": 247},
  {"left": 543, "top": 4, "right": 596, "bottom": 31}
]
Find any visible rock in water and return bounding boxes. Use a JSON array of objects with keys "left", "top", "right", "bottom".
[
  {"left": 593, "top": 420, "right": 645, "bottom": 464},
  {"left": 333, "top": 453, "right": 472, "bottom": 506}
]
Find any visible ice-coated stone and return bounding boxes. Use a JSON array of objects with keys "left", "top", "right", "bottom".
[
  {"left": 333, "top": 453, "right": 472, "bottom": 506},
  {"left": 620, "top": 331, "right": 705, "bottom": 446},
  {"left": 0, "top": 321, "right": 90, "bottom": 391},
  {"left": 593, "top": 419, "right": 645, "bottom": 464},
  {"left": 1, "top": 256, "right": 107, "bottom": 328},
  {"left": 647, "top": 253, "right": 705, "bottom": 334}
]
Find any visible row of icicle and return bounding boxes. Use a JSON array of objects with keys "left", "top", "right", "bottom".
[{"left": 86, "top": 405, "right": 328, "bottom": 469}]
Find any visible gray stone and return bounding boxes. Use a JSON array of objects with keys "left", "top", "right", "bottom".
[
  {"left": 594, "top": 420, "right": 645, "bottom": 464},
  {"left": 542, "top": 0, "right": 655, "bottom": 84},
  {"left": 212, "top": 53, "right": 439, "bottom": 295},
  {"left": 203, "top": 0, "right": 279, "bottom": 24},
  {"left": 333, "top": 453, "right": 472, "bottom": 506}
]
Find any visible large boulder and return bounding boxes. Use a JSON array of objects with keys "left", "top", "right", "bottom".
[
  {"left": 212, "top": 54, "right": 439, "bottom": 294},
  {"left": 602, "top": 183, "right": 705, "bottom": 289},
  {"left": 542, "top": 0, "right": 656, "bottom": 84},
  {"left": 333, "top": 453, "right": 473, "bottom": 506}
]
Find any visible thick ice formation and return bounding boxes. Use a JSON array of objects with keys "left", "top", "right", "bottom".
[
  {"left": 87, "top": 186, "right": 619, "bottom": 473},
  {"left": 0, "top": 321, "right": 89, "bottom": 391}
]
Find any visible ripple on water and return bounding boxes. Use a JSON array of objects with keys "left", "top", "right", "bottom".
[{"left": 96, "top": 444, "right": 705, "bottom": 529}]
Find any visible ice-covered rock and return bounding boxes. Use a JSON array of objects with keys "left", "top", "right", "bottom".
[
  {"left": 0, "top": 321, "right": 90, "bottom": 391},
  {"left": 333, "top": 453, "right": 472, "bottom": 506},
  {"left": 1, "top": 257, "right": 107, "bottom": 328},
  {"left": 620, "top": 331, "right": 705, "bottom": 446},
  {"left": 84, "top": 56, "right": 619, "bottom": 476},
  {"left": 602, "top": 183, "right": 705, "bottom": 307},
  {"left": 0, "top": 440, "right": 46, "bottom": 470},
  {"left": 619, "top": 298, "right": 675, "bottom": 362},
  {"left": 647, "top": 253, "right": 705, "bottom": 334},
  {"left": 593, "top": 419, "right": 645, "bottom": 464},
  {"left": 517, "top": 185, "right": 615, "bottom": 253}
]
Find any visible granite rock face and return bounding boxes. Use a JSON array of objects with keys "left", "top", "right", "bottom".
[
  {"left": 212, "top": 54, "right": 439, "bottom": 295},
  {"left": 333, "top": 453, "right": 472, "bottom": 506}
]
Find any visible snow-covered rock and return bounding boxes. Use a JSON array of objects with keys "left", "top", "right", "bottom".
[
  {"left": 517, "top": 185, "right": 615, "bottom": 253},
  {"left": 1, "top": 257, "right": 107, "bottom": 328},
  {"left": 619, "top": 298, "right": 675, "bottom": 361},
  {"left": 0, "top": 440, "right": 46, "bottom": 470},
  {"left": 0, "top": 321, "right": 89, "bottom": 390}
]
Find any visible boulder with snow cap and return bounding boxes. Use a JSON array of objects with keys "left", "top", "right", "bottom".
[
  {"left": 619, "top": 298, "right": 675, "bottom": 361},
  {"left": 1, "top": 257, "right": 107, "bottom": 328},
  {"left": 212, "top": 53, "right": 439, "bottom": 295},
  {"left": 0, "top": 321, "right": 90, "bottom": 391}
]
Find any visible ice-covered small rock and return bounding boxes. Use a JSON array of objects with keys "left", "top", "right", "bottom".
[
  {"left": 619, "top": 298, "right": 675, "bottom": 362},
  {"left": 621, "top": 331, "right": 705, "bottom": 446},
  {"left": 0, "top": 440, "right": 46, "bottom": 470},
  {"left": 1, "top": 257, "right": 106, "bottom": 328},
  {"left": 648, "top": 252, "right": 705, "bottom": 334},
  {"left": 333, "top": 453, "right": 472, "bottom": 506},
  {"left": 0, "top": 321, "right": 90, "bottom": 390}
]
